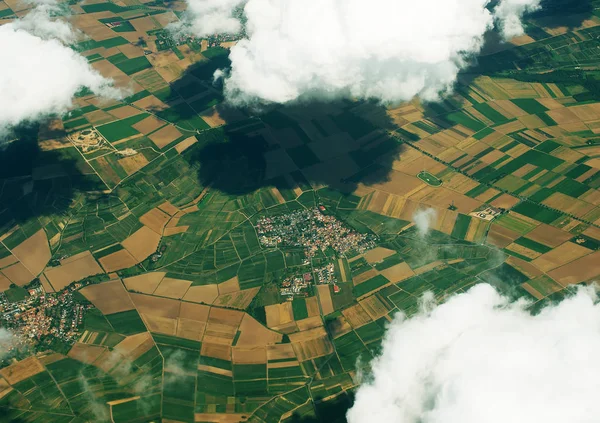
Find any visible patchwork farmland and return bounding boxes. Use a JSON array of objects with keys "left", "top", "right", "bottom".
[{"left": 2, "top": 0, "right": 600, "bottom": 422}]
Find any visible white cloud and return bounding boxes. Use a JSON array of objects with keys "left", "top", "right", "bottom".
[
  {"left": 0, "top": 1, "right": 120, "bottom": 138},
  {"left": 174, "top": 0, "right": 246, "bottom": 37},
  {"left": 495, "top": 0, "right": 542, "bottom": 39},
  {"left": 183, "top": 0, "right": 540, "bottom": 105},
  {"left": 347, "top": 283, "right": 600, "bottom": 423},
  {"left": 0, "top": 328, "right": 19, "bottom": 358},
  {"left": 12, "top": 2, "right": 76, "bottom": 43},
  {"left": 413, "top": 208, "right": 437, "bottom": 237}
]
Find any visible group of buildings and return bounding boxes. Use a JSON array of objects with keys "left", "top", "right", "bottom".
[
  {"left": 0, "top": 279, "right": 97, "bottom": 362},
  {"left": 256, "top": 208, "right": 371, "bottom": 299},
  {"left": 256, "top": 207, "right": 376, "bottom": 258}
]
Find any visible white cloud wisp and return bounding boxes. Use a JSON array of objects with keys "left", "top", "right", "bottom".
[
  {"left": 347, "top": 283, "right": 600, "bottom": 423},
  {"left": 413, "top": 207, "right": 437, "bottom": 237},
  {"left": 184, "top": 0, "right": 540, "bottom": 105},
  {"left": 0, "top": 2, "right": 119, "bottom": 138}
]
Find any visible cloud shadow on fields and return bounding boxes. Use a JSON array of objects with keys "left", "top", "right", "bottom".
[
  {"left": 286, "top": 392, "right": 355, "bottom": 423},
  {"left": 169, "top": 56, "right": 406, "bottom": 197},
  {"left": 192, "top": 102, "right": 405, "bottom": 196},
  {"left": 0, "top": 124, "right": 103, "bottom": 235},
  {"left": 529, "top": 0, "right": 595, "bottom": 29}
]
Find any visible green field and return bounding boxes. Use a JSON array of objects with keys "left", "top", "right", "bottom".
[{"left": 417, "top": 171, "right": 442, "bottom": 186}]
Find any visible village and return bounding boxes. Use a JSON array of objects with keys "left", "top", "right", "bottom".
[
  {"left": 257, "top": 208, "right": 374, "bottom": 299},
  {"left": 256, "top": 207, "right": 377, "bottom": 258},
  {"left": 0, "top": 278, "right": 97, "bottom": 363}
]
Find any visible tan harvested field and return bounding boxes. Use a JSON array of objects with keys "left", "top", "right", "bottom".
[
  {"left": 505, "top": 243, "right": 541, "bottom": 260},
  {"left": 236, "top": 314, "right": 282, "bottom": 346},
  {"left": 486, "top": 224, "right": 521, "bottom": 248},
  {"left": 180, "top": 301, "right": 211, "bottom": 322},
  {"left": 81, "top": 280, "right": 134, "bottom": 314},
  {"left": 543, "top": 193, "right": 594, "bottom": 218},
  {"left": 368, "top": 170, "right": 425, "bottom": 197},
  {"left": 174, "top": 302, "right": 209, "bottom": 341},
  {"left": 174, "top": 136, "right": 198, "bottom": 153},
  {"left": 148, "top": 125, "right": 183, "bottom": 148},
  {"left": 133, "top": 95, "right": 169, "bottom": 111},
  {"left": 548, "top": 251, "right": 600, "bottom": 286},
  {"left": 0, "top": 357, "right": 44, "bottom": 385},
  {"left": 317, "top": 285, "right": 334, "bottom": 315},
  {"left": 68, "top": 343, "right": 106, "bottom": 365},
  {"left": 214, "top": 287, "right": 260, "bottom": 309},
  {"left": 465, "top": 218, "right": 488, "bottom": 243},
  {"left": 0, "top": 254, "right": 18, "bottom": 269},
  {"left": 44, "top": 251, "right": 104, "bottom": 291},
  {"left": 98, "top": 249, "right": 138, "bottom": 273},
  {"left": 10, "top": 229, "right": 50, "bottom": 277},
  {"left": 118, "top": 43, "right": 144, "bottom": 59},
  {"left": 379, "top": 262, "right": 414, "bottom": 283},
  {"left": 37, "top": 352, "right": 65, "bottom": 366},
  {"left": 132, "top": 115, "right": 166, "bottom": 134},
  {"left": 364, "top": 247, "right": 396, "bottom": 264},
  {"left": 144, "top": 314, "right": 177, "bottom": 336},
  {"left": 113, "top": 332, "right": 155, "bottom": 360},
  {"left": 154, "top": 277, "right": 192, "bottom": 299},
  {"left": 489, "top": 193, "right": 520, "bottom": 209},
  {"left": 359, "top": 295, "right": 390, "bottom": 320},
  {"left": 130, "top": 15, "right": 161, "bottom": 32},
  {"left": 269, "top": 360, "right": 300, "bottom": 369},
  {"left": 1, "top": 262, "right": 34, "bottom": 286},
  {"left": 232, "top": 347, "right": 267, "bottom": 364},
  {"left": 201, "top": 342, "right": 232, "bottom": 361},
  {"left": 92, "top": 60, "right": 131, "bottom": 89},
  {"left": 305, "top": 297, "right": 320, "bottom": 317},
  {"left": 200, "top": 107, "right": 227, "bottom": 127},
  {"left": 442, "top": 171, "right": 479, "bottom": 194},
  {"left": 296, "top": 316, "right": 323, "bottom": 331},
  {"left": 130, "top": 293, "right": 180, "bottom": 318},
  {"left": 194, "top": 413, "right": 249, "bottom": 422},
  {"left": 353, "top": 268, "right": 378, "bottom": 285},
  {"left": 183, "top": 284, "right": 219, "bottom": 304},
  {"left": 83, "top": 109, "right": 114, "bottom": 124},
  {"left": 341, "top": 304, "right": 373, "bottom": 328},
  {"left": 197, "top": 364, "right": 232, "bottom": 377},
  {"left": 547, "top": 108, "right": 580, "bottom": 125},
  {"left": 265, "top": 302, "right": 295, "bottom": 330},
  {"left": 0, "top": 274, "right": 11, "bottom": 292},
  {"left": 267, "top": 343, "right": 296, "bottom": 361},
  {"left": 118, "top": 153, "right": 149, "bottom": 175},
  {"left": 0, "top": 379, "right": 12, "bottom": 400},
  {"left": 203, "top": 307, "right": 244, "bottom": 345},
  {"left": 532, "top": 242, "right": 593, "bottom": 273},
  {"left": 177, "top": 317, "right": 207, "bottom": 341},
  {"left": 217, "top": 277, "right": 240, "bottom": 295},
  {"left": 525, "top": 224, "right": 572, "bottom": 247},
  {"left": 108, "top": 105, "right": 141, "bottom": 120},
  {"left": 506, "top": 256, "right": 543, "bottom": 279},
  {"left": 123, "top": 272, "right": 166, "bottom": 294},
  {"left": 329, "top": 316, "right": 353, "bottom": 339},
  {"left": 122, "top": 226, "right": 161, "bottom": 262},
  {"left": 158, "top": 201, "right": 179, "bottom": 216},
  {"left": 409, "top": 186, "right": 481, "bottom": 214},
  {"left": 521, "top": 283, "right": 544, "bottom": 300},
  {"left": 290, "top": 330, "right": 333, "bottom": 361}
]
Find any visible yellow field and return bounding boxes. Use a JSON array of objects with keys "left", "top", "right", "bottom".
[{"left": 80, "top": 280, "right": 134, "bottom": 314}]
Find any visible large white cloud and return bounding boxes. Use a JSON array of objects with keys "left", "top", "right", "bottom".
[
  {"left": 0, "top": 2, "right": 119, "bottom": 138},
  {"left": 184, "top": 0, "right": 540, "bottom": 104},
  {"left": 347, "top": 283, "right": 600, "bottom": 423},
  {"left": 175, "top": 0, "right": 247, "bottom": 37}
]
